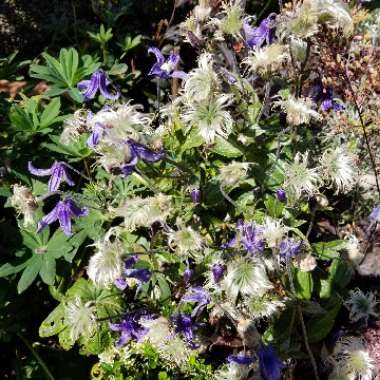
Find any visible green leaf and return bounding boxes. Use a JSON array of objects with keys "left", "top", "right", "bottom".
[
  {"left": 155, "top": 273, "right": 171, "bottom": 303},
  {"left": 210, "top": 136, "right": 243, "bottom": 158},
  {"left": 0, "top": 261, "right": 29, "bottom": 277},
  {"left": 17, "top": 255, "right": 43, "bottom": 293},
  {"left": 40, "top": 98, "right": 61, "bottom": 128},
  {"left": 39, "top": 256, "right": 56, "bottom": 285},
  {"left": 294, "top": 268, "right": 313, "bottom": 300},
  {"left": 306, "top": 294, "right": 342, "bottom": 342},
  {"left": 39, "top": 303, "right": 66, "bottom": 337},
  {"left": 264, "top": 196, "right": 284, "bottom": 218},
  {"left": 68, "top": 87, "right": 84, "bottom": 103},
  {"left": 312, "top": 240, "right": 346, "bottom": 260},
  {"left": 180, "top": 129, "right": 204, "bottom": 153}
]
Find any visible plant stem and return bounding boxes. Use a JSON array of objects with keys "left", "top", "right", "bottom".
[
  {"left": 220, "top": 185, "right": 237, "bottom": 208},
  {"left": 17, "top": 334, "right": 55, "bottom": 380},
  {"left": 343, "top": 69, "right": 380, "bottom": 199},
  {"left": 297, "top": 307, "right": 320, "bottom": 380}
]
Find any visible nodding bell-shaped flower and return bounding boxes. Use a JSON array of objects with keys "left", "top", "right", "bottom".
[
  {"left": 77, "top": 69, "right": 120, "bottom": 101},
  {"left": 120, "top": 140, "right": 165, "bottom": 177},
  {"left": 37, "top": 197, "right": 88, "bottom": 236},
  {"left": 227, "top": 354, "right": 255, "bottom": 365},
  {"left": 243, "top": 13, "right": 276, "bottom": 49},
  {"left": 312, "top": 80, "right": 344, "bottom": 112},
  {"left": 28, "top": 161, "right": 74, "bottom": 193},
  {"left": 148, "top": 47, "right": 187, "bottom": 80},
  {"left": 257, "top": 344, "right": 284, "bottom": 380}
]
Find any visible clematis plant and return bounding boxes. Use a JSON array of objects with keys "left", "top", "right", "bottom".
[
  {"left": 37, "top": 197, "right": 88, "bottom": 236},
  {"left": 148, "top": 47, "right": 187, "bottom": 80},
  {"left": 77, "top": 69, "right": 120, "bottom": 101}
]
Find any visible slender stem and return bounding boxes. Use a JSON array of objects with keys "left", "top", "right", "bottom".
[
  {"left": 156, "top": 79, "right": 161, "bottom": 113},
  {"left": 256, "top": 81, "right": 271, "bottom": 124},
  {"left": 258, "top": 0, "right": 274, "bottom": 21},
  {"left": 306, "top": 207, "right": 316, "bottom": 239},
  {"left": 343, "top": 69, "right": 380, "bottom": 199},
  {"left": 17, "top": 334, "right": 55, "bottom": 380},
  {"left": 220, "top": 185, "right": 237, "bottom": 208},
  {"left": 297, "top": 307, "right": 320, "bottom": 380}
]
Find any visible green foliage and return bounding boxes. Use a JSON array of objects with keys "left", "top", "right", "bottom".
[{"left": 30, "top": 48, "right": 100, "bottom": 102}]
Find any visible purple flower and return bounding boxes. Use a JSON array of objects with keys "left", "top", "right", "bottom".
[
  {"left": 125, "top": 255, "right": 139, "bottom": 269},
  {"left": 125, "top": 268, "right": 152, "bottom": 283},
  {"left": 109, "top": 311, "right": 150, "bottom": 348},
  {"left": 28, "top": 161, "right": 74, "bottom": 193},
  {"left": 182, "top": 287, "right": 211, "bottom": 317},
  {"left": 275, "top": 189, "right": 287, "bottom": 203},
  {"left": 171, "top": 313, "right": 196, "bottom": 344},
  {"left": 232, "top": 220, "right": 265, "bottom": 254},
  {"left": 244, "top": 14, "right": 276, "bottom": 48},
  {"left": 37, "top": 197, "right": 88, "bottom": 236},
  {"left": 257, "top": 344, "right": 284, "bottom": 380},
  {"left": 120, "top": 140, "right": 165, "bottom": 177},
  {"left": 279, "top": 239, "right": 304, "bottom": 258},
  {"left": 114, "top": 278, "right": 128, "bottom": 290},
  {"left": 312, "top": 80, "right": 344, "bottom": 112},
  {"left": 77, "top": 69, "right": 120, "bottom": 101},
  {"left": 370, "top": 204, "right": 380, "bottom": 223},
  {"left": 211, "top": 263, "right": 225, "bottom": 283},
  {"left": 184, "top": 267, "right": 193, "bottom": 283},
  {"left": 190, "top": 188, "right": 201, "bottom": 205},
  {"left": 227, "top": 355, "right": 255, "bottom": 365},
  {"left": 148, "top": 47, "right": 187, "bottom": 80},
  {"left": 87, "top": 122, "right": 106, "bottom": 149}
]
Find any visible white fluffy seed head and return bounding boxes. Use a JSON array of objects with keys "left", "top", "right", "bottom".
[
  {"left": 222, "top": 257, "right": 273, "bottom": 303},
  {"left": 243, "top": 44, "right": 288, "bottom": 77},
  {"left": 64, "top": 296, "right": 97, "bottom": 341},
  {"left": 320, "top": 147, "right": 356, "bottom": 194},
  {"left": 140, "top": 317, "right": 171, "bottom": 347},
  {"left": 329, "top": 336, "right": 375, "bottom": 380},
  {"left": 182, "top": 94, "right": 234, "bottom": 144},
  {"left": 262, "top": 217, "right": 287, "bottom": 249},
  {"left": 284, "top": 151, "right": 320, "bottom": 200},
  {"left": 184, "top": 53, "right": 219, "bottom": 105},
  {"left": 113, "top": 194, "right": 172, "bottom": 231},
  {"left": 345, "top": 235, "right": 364, "bottom": 267},
  {"left": 167, "top": 223, "right": 204, "bottom": 257},
  {"left": 245, "top": 294, "right": 285, "bottom": 320},
  {"left": 10, "top": 184, "right": 38, "bottom": 226},
  {"left": 87, "top": 238, "right": 124, "bottom": 287},
  {"left": 344, "top": 289, "right": 379, "bottom": 323},
  {"left": 275, "top": 95, "right": 321, "bottom": 126}
]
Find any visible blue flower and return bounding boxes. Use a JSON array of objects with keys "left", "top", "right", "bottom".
[
  {"left": 87, "top": 122, "right": 106, "bottom": 149},
  {"left": 109, "top": 311, "right": 151, "bottom": 348},
  {"left": 275, "top": 189, "right": 287, "bottom": 203},
  {"left": 37, "top": 197, "right": 88, "bottom": 236},
  {"left": 120, "top": 140, "right": 165, "bottom": 176},
  {"left": 28, "top": 161, "right": 74, "bottom": 193},
  {"left": 257, "top": 344, "right": 284, "bottom": 380},
  {"left": 227, "top": 355, "right": 255, "bottom": 365},
  {"left": 125, "top": 268, "right": 152, "bottom": 283},
  {"left": 183, "top": 267, "right": 193, "bottom": 283},
  {"left": 279, "top": 239, "right": 304, "bottom": 258},
  {"left": 236, "top": 220, "right": 265, "bottom": 254},
  {"left": 171, "top": 313, "right": 196, "bottom": 345},
  {"left": 182, "top": 287, "right": 211, "bottom": 317},
  {"left": 114, "top": 255, "right": 151, "bottom": 290},
  {"left": 243, "top": 14, "right": 276, "bottom": 48},
  {"left": 211, "top": 263, "right": 225, "bottom": 283},
  {"left": 312, "top": 80, "right": 344, "bottom": 112},
  {"left": 370, "top": 203, "right": 380, "bottom": 223},
  {"left": 190, "top": 188, "right": 201, "bottom": 205},
  {"left": 148, "top": 47, "right": 187, "bottom": 80},
  {"left": 77, "top": 69, "right": 120, "bottom": 101}
]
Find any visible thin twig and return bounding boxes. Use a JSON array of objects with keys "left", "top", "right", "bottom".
[
  {"left": 343, "top": 69, "right": 380, "bottom": 199},
  {"left": 220, "top": 185, "right": 237, "bottom": 208},
  {"left": 256, "top": 81, "right": 272, "bottom": 124}
]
